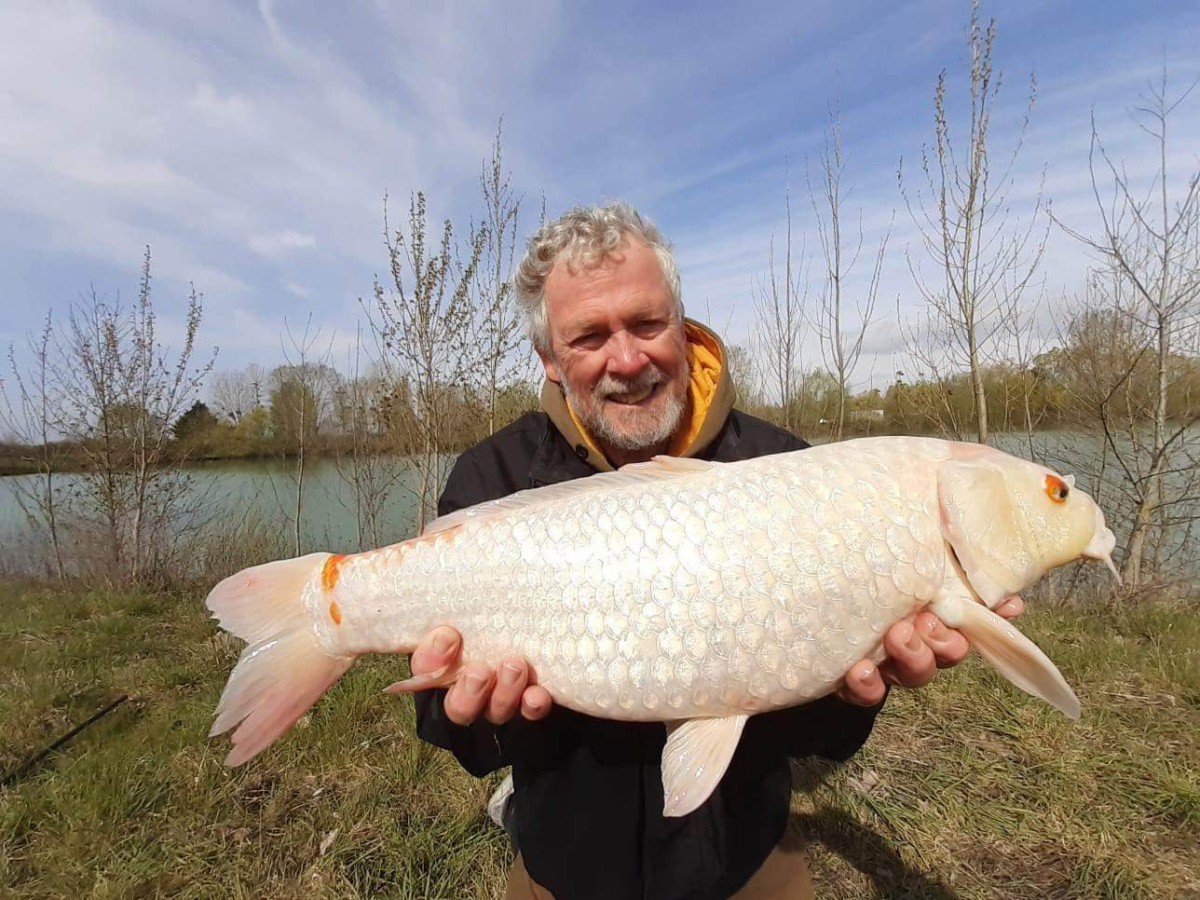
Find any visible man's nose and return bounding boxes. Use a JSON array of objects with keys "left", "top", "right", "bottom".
[{"left": 607, "top": 333, "right": 648, "bottom": 378}]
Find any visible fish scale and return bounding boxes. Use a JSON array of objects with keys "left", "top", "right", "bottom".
[{"left": 313, "top": 436, "right": 947, "bottom": 719}]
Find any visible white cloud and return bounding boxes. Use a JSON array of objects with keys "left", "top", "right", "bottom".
[
  {"left": 1, "top": 0, "right": 1197, "bottom": 388},
  {"left": 249, "top": 230, "right": 317, "bottom": 260},
  {"left": 0, "top": 7, "right": 509, "bottom": 385}
]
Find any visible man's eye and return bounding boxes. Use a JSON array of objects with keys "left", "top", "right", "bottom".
[
  {"left": 634, "top": 321, "right": 664, "bottom": 337},
  {"left": 573, "top": 333, "right": 603, "bottom": 349}
]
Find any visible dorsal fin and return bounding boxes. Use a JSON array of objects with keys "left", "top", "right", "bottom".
[
  {"left": 644, "top": 454, "right": 718, "bottom": 474},
  {"left": 422, "top": 455, "right": 721, "bottom": 536}
]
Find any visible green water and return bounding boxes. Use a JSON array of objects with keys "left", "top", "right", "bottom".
[
  {"left": 0, "top": 456, "right": 427, "bottom": 563},
  {"left": 2, "top": 430, "right": 1197, "bottom": 574}
]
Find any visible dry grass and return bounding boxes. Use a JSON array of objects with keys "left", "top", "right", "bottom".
[
  {"left": 0, "top": 578, "right": 1196, "bottom": 898},
  {"left": 790, "top": 594, "right": 1200, "bottom": 898},
  {"left": 0, "top": 579, "right": 510, "bottom": 898}
]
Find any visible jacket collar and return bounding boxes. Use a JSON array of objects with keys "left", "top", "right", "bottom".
[
  {"left": 528, "top": 415, "right": 598, "bottom": 487},
  {"left": 537, "top": 318, "right": 736, "bottom": 473}
]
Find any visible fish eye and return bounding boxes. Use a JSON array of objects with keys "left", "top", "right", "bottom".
[{"left": 1044, "top": 474, "right": 1070, "bottom": 504}]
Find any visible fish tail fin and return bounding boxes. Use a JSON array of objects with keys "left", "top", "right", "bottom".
[
  {"left": 930, "top": 595, "right": 1081, "bottom": 720},
  {"left": 206, "top": 553, "right": 355, "bottom": 766}
]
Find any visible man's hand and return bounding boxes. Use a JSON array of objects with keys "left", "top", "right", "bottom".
[
  {"left": 837, "top": 595, "right": 1026, "bottom": 706},
  {"left": 411, "top": 625, "right": 554, "bottom": 726}
]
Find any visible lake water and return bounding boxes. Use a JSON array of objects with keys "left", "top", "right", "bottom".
[
  {"left": 0, "top": 456, "right": 429, "bottom": 572},
  {"left": 2, "top": 430, "right": 1197, "bottom": 577}
]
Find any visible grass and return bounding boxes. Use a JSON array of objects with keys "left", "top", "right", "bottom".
[
  {"left": 0, "top": 579, "right": 510, "bottom": 898},
  {"left": 791, "top": 595, "right": 1200, "bottom": 898},
  {"left": 1, "top": 579, "right": 1197, "bottom": 898}
]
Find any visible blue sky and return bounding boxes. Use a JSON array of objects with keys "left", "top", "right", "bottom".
[{"left": 2, "top": 0, "right": 1198, "bottom": 399}]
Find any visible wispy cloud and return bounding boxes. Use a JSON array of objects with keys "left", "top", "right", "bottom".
[
  {"left": 249, "top": 231, "right": 317, "bottom": 260},
  {"left": 0, "top": 0, "right": 1197, "bottom": 396}
]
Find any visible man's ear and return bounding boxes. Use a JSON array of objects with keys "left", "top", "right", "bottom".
[{"left": 538, "top": 349, "right": 561, "bottom": 384}]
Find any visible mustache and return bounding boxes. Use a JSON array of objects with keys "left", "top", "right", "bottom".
[{"left": 594, "top": 367, "right": 665, "bottom": 399}]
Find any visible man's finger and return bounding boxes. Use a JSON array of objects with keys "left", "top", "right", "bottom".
[
  {"left": 913, "top": 611, "right": 969, "bottom": 669},
  {"left": 521, "top": 685, "right": 554, "bottom": 721},
  {"left": 995, "top": 595, "right": 1025, "bottom": 619},
  {"left": 837, "top": 660, "right": 886, "bottom": 707},
  {"left": 881, "top": 620, "right": 937, "bottom": 688},
  {"left": 444, "top": 663, "right": 494, "bottom": 726},
  {"left": 486, "top": 658, "right": 529, "bottom": 724},
  {"left": 411, "top": 625, "right": 461, "bottom": 676}
]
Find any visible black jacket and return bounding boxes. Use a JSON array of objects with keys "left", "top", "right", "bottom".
[{"left": 415, "top": 410, "right": 882, "bottom": 899}]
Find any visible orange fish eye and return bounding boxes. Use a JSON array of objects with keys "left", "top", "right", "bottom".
[{"left": 1044, "top": 474, "right": 1070, "bottom": 504}]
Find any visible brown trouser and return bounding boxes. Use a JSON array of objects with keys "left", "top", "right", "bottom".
[{"left": 504, "top": 844, "right": 815, "bottom": 899}]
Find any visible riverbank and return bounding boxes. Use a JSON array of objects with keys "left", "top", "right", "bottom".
[
  {"left": 0, "top": 423, "right": 1133, "bottom": 478},
  {"left": 1, "top": 578, "right": 1196, "bottom": 897},
  {"left": 0, "top": 442, "right": 327, "bottom": 478}
]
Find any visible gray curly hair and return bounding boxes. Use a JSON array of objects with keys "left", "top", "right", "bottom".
[{"left": 513, "top": 202, "right": 683, "bottom": 353}]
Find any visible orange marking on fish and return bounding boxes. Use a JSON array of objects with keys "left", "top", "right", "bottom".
[
  {"left": 1044, "top": 474, "right": 1070, "bottom": 504},
  {"left": 322, "top": 554, "right": 347, "bottom": 591},
  {"left": 329, "top": 600, "right": 342, "bottom": 625}
]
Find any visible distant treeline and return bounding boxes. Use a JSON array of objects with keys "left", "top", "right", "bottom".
[{"left": 5, "top": 318, "right": 1197, "bottom": 479}]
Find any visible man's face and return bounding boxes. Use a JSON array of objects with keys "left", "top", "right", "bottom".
[{"left": 539, "top": 238, "right": 690, "bottom": 457}]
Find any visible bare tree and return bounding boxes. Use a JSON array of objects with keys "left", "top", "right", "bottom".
[
  {"left": 267, "top": 318, "right": 336, "bottom": 557},
  {"left": 752, "top": 176, "right": 808, "bottom": 433},
  {"left": 808, "top": 101, "right": 891, "bottom": 441},
  {"left": 368, "top": 192, "right": 485, "bottom": 532},
  {"left": 792, "top": 367, "right": 840, "bottom": 434},
  {"left": 48, "top": 249, "right": 214, "bottom": 583},
  {"left": 474, "top": 122, "right": 533, "bottom": 436},
  {"left": 332, "top": 326, "right": 407, "bottom": 550},
  {"left": 997, "top": 282, "right": 1048, "bottom": 458},
  {"left": 725, "top": 342, "right": 760, "bottom": 409},
  {"left": 1, "top": 315, "right": 67, "bottom": 578},
  {"left": 891, "top": 298, "right": 975, "bottom": 440},
  {"left": 210, "top": 364, "right": 265, "bottom": 424},
  {"left": 899, "top": 0, "right": 1048, "bottom": 444},
  {"left": 1055, "top": 72, "right": 1200, "bottom": 588}
]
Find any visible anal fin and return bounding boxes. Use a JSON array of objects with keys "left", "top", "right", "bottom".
[{"left": 661, "top": 714, "right": 748, "bottom": 817}]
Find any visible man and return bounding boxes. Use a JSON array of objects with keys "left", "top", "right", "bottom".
[{"left": 410, "top": 203, "right": 1023, "bottom": 898}]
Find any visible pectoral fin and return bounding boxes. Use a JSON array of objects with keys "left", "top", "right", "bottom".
[
  {"left": 661, "top": 714, "right": 748, "bottom": 817},
  {"left": 930, "top": 595, "right": 1081, "bottom": 719}
]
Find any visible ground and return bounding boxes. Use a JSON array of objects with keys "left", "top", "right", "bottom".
[{"left": 1, "top": 578, "right": 1197, "bottom": 898}]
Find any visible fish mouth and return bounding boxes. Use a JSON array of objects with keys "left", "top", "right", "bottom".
[{"left": 1080, "top": 508, "right": 1121, "bottom": 583}]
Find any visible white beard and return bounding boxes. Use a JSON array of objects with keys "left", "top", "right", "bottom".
[{"left": 563, "top": 365, "right": 688, "bottom": 452}]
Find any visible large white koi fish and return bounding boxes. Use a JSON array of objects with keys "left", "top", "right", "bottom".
[{"left": 207, "top": 437, "right": 1118, "bottom": 815}]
